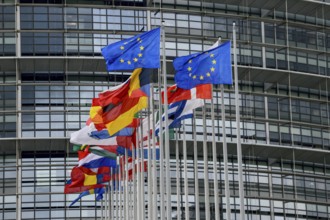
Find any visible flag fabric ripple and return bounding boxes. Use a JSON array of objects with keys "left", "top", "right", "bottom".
[
  {"left": 101, "top": 28, "right": 160, "bottom": 71},
  {"left": 174, "top": 41, "right": 232, "bottom": 89}
]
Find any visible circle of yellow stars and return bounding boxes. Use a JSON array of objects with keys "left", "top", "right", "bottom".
[
  {"left": 119, "top": 37, "right": 144, "bottom": 65},
  {"left": 187, "top": 53, "right": 217, "bottom": 80}
]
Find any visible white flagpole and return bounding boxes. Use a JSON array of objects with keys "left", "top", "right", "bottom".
[
  {"left": 211, "top": 84, "right": 220, "bottom": 220},
  {"left": 193, "top": 114, "right": 200, "bottom": 220},
  {"left": 146, "top": 12, "right": 153, "bottom": 220},
  {"left": 182, "top": 124, "right": 189, "bottom": 220},
  {"left": 132, "top": 135, "right": 137, "bottom": 220},
  {"left": 140, "top": 124, "right": 146, "bottom": 220},
  {"left": 136, "top": 130, "right": 141, "bottom": 220},
  {"left": 110, "top": 167, "right": 114, "bottom": 220},
  {"left": 202, "top": 102, "right": 210, "bottom": 220},
  {"left": 151, "top": 84, "right": 158, "bottom": 220},
  {"left": 105, "top": 185, "right": 108, "bottom": 220},
  {"left": 101, "top": 195, "right": 104, "bottom": 220},
  {"left": 147, "top": 98, "right": 153, "bottom": 220},
  {"left": 158, "top": 68, "right": 165, "bottom": 220},
  {"left": 116, "top": 162, "right": 119, "bottom": 220},
  {"left": 233, "top": 22, "right": 245, "bottom": 220},
  {"left": 175, "top": 129, "right": 181, "bottom": 220},
  {"left": 221, "top": 83, "right": 231, "bottom": 219},
  {"left": 125, "top": 149, "right": 129, "bottom": 220},
  {"left": 161, "top": 22, "right": 172, "bottom": 219},
  {"left": 213, "top": 24, "right": 230, "bottom": 220},
  {"left": 118, "top": 157, "right": 123, "bottom": 220}
]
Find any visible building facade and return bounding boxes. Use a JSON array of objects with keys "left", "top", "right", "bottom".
[{"left": 0, "top": 0, "right": 330, "bottom": 219}]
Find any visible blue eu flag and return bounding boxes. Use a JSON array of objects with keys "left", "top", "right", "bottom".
[
  {"left": 101, "top": 28, "right": 160, "bottom": 71},
  {"left": 174, "top": 41, "right": 232, "bottom": 89}
]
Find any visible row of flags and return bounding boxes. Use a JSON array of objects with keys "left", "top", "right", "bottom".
[{"left": 64, "top": 26, "right": 232, "bottom": 207}]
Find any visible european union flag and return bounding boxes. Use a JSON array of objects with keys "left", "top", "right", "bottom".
[
  {"left": 174, "top": 41, "right": 232, "bottom": 89},
  {"left": 101, "top": 28, "right": 160, "bottom": 71}
]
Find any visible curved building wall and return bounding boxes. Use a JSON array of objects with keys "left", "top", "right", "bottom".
[{"left": 0, "top": 0, "right": 329, "bottom": 219}]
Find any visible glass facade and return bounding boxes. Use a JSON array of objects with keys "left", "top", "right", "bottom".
[{"left": 0, "top": 0, "right": 329, "bottom": 219}]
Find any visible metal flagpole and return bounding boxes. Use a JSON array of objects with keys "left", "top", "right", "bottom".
[
  {"left": 118, "top": 157, "right": 122, "bottom": 220},
  {"left": 116, "top": 160, "right": 119, "bottom": 220},
  {"left": 140, "top": 124, "right": 146, "bottom": 220},
  {"left": 105, "top": 185, "right": 108, "bottom": 220},
  {"left": 158, "top": 67, "right": 165, "bottom": 220},
  {"left": 182, "top": 124, "right": 189, "bottom": 220},
  {"left": 101, "top": 195, "right": 104, "bottom": 220},
  {"left": 233, "top": 22, "right": 245, "bottom": 220},
  {"left": 132, "top": 135, "right": 137, "bottom": 220},
  {"left": 175, "top": 129, "right": 181, "bottom": 220},
  {"left": 110, "top": 167, "right": 114, "bottom": 220},
  {"left": 147, "top": 95, "right": 153, "bottom": 220},
  {"left": 221, "top": 83, "right": 231, "bottom": 219},
  {"left": 151, "top": 84, "right": 158, "bottom": 220},
  {"left": 202, "top": 102, "right": 210, "bottom": 220},
  {"left": 136, "top": 130, "right": 141, "bottom": 220},
  {"left": 125, "top": 149, "right": 129, "bottom": 220},
  {"left": 193, "top": 114, "right": 200, "bottom": 220},
  {"left": 215, "top": 37, "right": 231, "bottom": 220},
  {"left": 161, "top": 21, "right": 172, "bottom": 220},
  {"left": 211, "top": 84, "right": 220, "bottom": 220},
  {"left": 146, "top": 11, "right": 153, "bottom": 220}
]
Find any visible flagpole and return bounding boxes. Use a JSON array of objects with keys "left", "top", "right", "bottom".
[
  {"left": 210, "top": 83, "right": 220, "bottom": 220},
  {"left": 110, "top": 168, "right": 113, "bottom": 220},
  {"left": 175, "top": 129, "right": 181, "bottom": 220},
  {"left": 119, "top": 157, "right": 123, "bottom": 220},
  {"left": 132, "top": 136, "right": 137, "bottom": 220},
  {"left": 116, "top": 161, "right": 120, "bottom": 220},
  {"left": 151, "top": 84, "right": 158, "bottom": 220},
  {"left": 202, "top": 103, "right": 210, "bottom": 220},
  {"left": 221, "top": 83, "right": 231, "bottom": 219},
  {"left": 161, "top": 21, "right": 172, "bottom": 220},
  {"left": 192, "top": 114, "right": 200, "bottom": 220},
  {"left": 136, "top": 130, "right": 141, "bottom": 220},
  {"left": 121, "top": 155, "right": 126, "bottom": 220},
  {"left": 125, "top": 149, "right": 129, "bottom": 220},
  {"left": 215, "top": 37, "right": 231, "bottom": 220},
  {"left": 233, "top": 22, "right": 245, "bottom": 220},
  {"left": 101, "top": 193, "right": 107, "bottom": 220},
  {"left": 147, "top": 109, "right": 153, "bottom": 220},
  {"left": 140, "top": 124, "right": 146, "bottom": 220},
  {"left": 182, "top": 123, "right": 189, "bottom": 220},
  {"left": 105, "top": 185, "right": 108, "bottom": 220},
  {"left": 158, "top": 67, "right": 166, "bottom": 220}
]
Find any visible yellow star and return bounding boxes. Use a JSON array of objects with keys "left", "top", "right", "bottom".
[
  {"left": 206, "top": 72, "right": 211, "bottom": 77},
  {"left": 137, "top": 38, "right": 140, "bottom": 41},
  {"left": 210, "top": 54, "right": 214, "bottom": 58},
  {"left": 193, "top": 75, "right": 196, "bottom": 79},
  {"left": 187, "top": 66, "right": 192, "bottom": 71},
  {"left": 127, "top": 61, "right": 131, "bottom": 65},
  {"left": 120, "top": 46, "right": 124, "bottom": 50},
  {"left": 138, "top": 53, "right": 142, "bottom": 57},
  {"left": 140, "top": 46, "right": 144, "bottom": 51},
  {"left": 200, "top": 76, "right": 204, "bottom": 80},
  {"left": 133, "top": 58, "right": 138, "bottom": 62},
  {"left": 212, "top": 59, "right": 216, "bottom": 64},
  {"left": 188, "top": 60, "right": 192, "bottom": 63},
  {"left": 211, "top": 67, "right": 215, "bottom": 72},
  {"left": 120, "top": 59, "right": 124, "bottom": 63}
]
